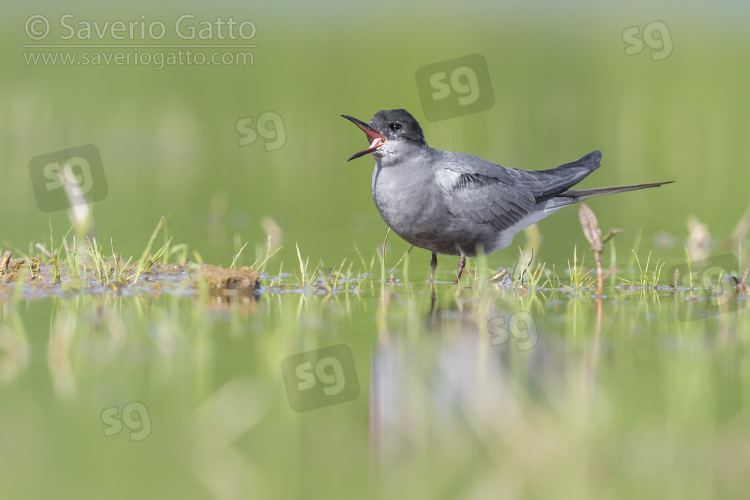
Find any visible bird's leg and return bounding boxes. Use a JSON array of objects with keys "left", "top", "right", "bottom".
[
  {"left": 430, "top": 252, "right": 438, "bottom": 283},
  {"left": 454, "top": 256, "right": 466, "bottom": 285}
]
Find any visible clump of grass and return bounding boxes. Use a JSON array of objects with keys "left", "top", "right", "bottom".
[
  {"left": 249, "top": 233, "right": 283, "bottom": 274},
  {"left": 319, "top": 258, "right": 350, "bottom": 293},
  {"left": 373, "top": 229, "right": 412, "bottom": 285},
  {"left": 38, "top": 217, "right": 182, "bottom": 289},
  {"left": 376, "top": 246, "right": 412, "bottom": 285},
  {"left": 85, "top": 237, "right": 132, "bottom": 286},
  {"left": 111, "top": 239, "right": 132, "bottom": 283},
  {"left": 50, "top": 225, "right": 73, "bottom": 285},
  {"left": 680, "top": 246, "right": 695, "bottom": 291},
  {"left": 567, "top": 246, "right": 597, "bottom": 290},
  {"left": 86, "top": 237, "right": 109, "bottom": 285},
  {"left": 353, "top": 241, "right": 375, "bottom": 292},
  {"left": 295, "top": 242, "right": 311, "bottom": 286},
  {"left": 230, "top": 241, "right": 249, "bottom": 271},
  {"left": 129, "top": 216, "right": 172, "bottom": 284},
  {"left": 62, "top": 236, "right": 82, "bottom": 287},
  {"left": 343, "top": 261, "right": 354, "bottom": 294},
  {"left": 511, "top": 248, "right": 549, "bottom": 293},
  {"left": 621, "top": 249, "right": 664, "bottom": 289}
]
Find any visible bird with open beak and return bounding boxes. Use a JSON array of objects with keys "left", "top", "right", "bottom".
[{"left": 342, "top": 109, "right": 672, "bottom": 284}]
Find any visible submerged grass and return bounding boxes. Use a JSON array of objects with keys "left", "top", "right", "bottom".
[{"left": 5, "top": 215, "right": 748, "bottom": 304}]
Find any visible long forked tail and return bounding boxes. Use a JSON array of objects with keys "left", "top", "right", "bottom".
[{"left": 561, "top": 181, "right": 674, "bottom": 200}]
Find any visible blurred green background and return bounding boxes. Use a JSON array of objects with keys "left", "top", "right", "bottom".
[
  {"left": 4, "top": 0, "right": 749, "bottom": 270},
  {"left": 4, "top": 1, "right": 750, "bottom": 500}
]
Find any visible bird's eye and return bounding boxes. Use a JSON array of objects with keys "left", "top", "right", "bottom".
[{"left": 390, "top": 122, "right": 401, "bottom": 131}]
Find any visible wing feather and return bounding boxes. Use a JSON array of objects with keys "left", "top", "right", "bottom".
[
  {"left": 435, "top": 150, "right": 602, "bottom": 232},
  {"left": 437, "top": 168, "right": 535, "bottom": 232}
]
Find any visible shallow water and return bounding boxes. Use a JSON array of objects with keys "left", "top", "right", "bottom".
[{"left": 2, "top": 268, "right": 750, "bottom": 499}]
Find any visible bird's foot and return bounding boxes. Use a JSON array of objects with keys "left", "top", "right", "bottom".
[
  {"left": 430, "top": 252, "right": 438, "bottom": 283},
  {"left": 454, "top": 256, "right": 466, "bottom": 285}
]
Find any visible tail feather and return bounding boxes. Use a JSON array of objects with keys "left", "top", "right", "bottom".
[
  {"left": 562, "top": 181, "right": 674, "bottom": 200},
  {"left": 528, "top": 150, "right": 602, "bottom": 200},
  {"left": 526, "top": 149, "right": 674, "bottom": 210},
  {"left": 541, "top": 181, "right": 674, "bottom": 211}
]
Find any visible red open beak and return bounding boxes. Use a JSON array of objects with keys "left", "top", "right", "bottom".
[{"left": 341, "top": 114, "right": 388, "bottom": 162}]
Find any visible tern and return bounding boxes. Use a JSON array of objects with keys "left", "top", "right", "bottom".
[{"left": 342, "top": 109, "right": 672, "bottom": 284}]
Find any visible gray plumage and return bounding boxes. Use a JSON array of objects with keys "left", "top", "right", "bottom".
[{"left": 342, "top": 109, "right": 672, "bottom": 282}]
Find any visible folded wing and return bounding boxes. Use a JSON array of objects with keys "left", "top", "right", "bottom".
[{"left": 437, "top": 151, "right": 602, "bottom": 232}]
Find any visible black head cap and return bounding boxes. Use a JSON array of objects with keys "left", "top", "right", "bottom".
[{"left": 368, "top": 109, "right": 426, "bottom": 145}]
